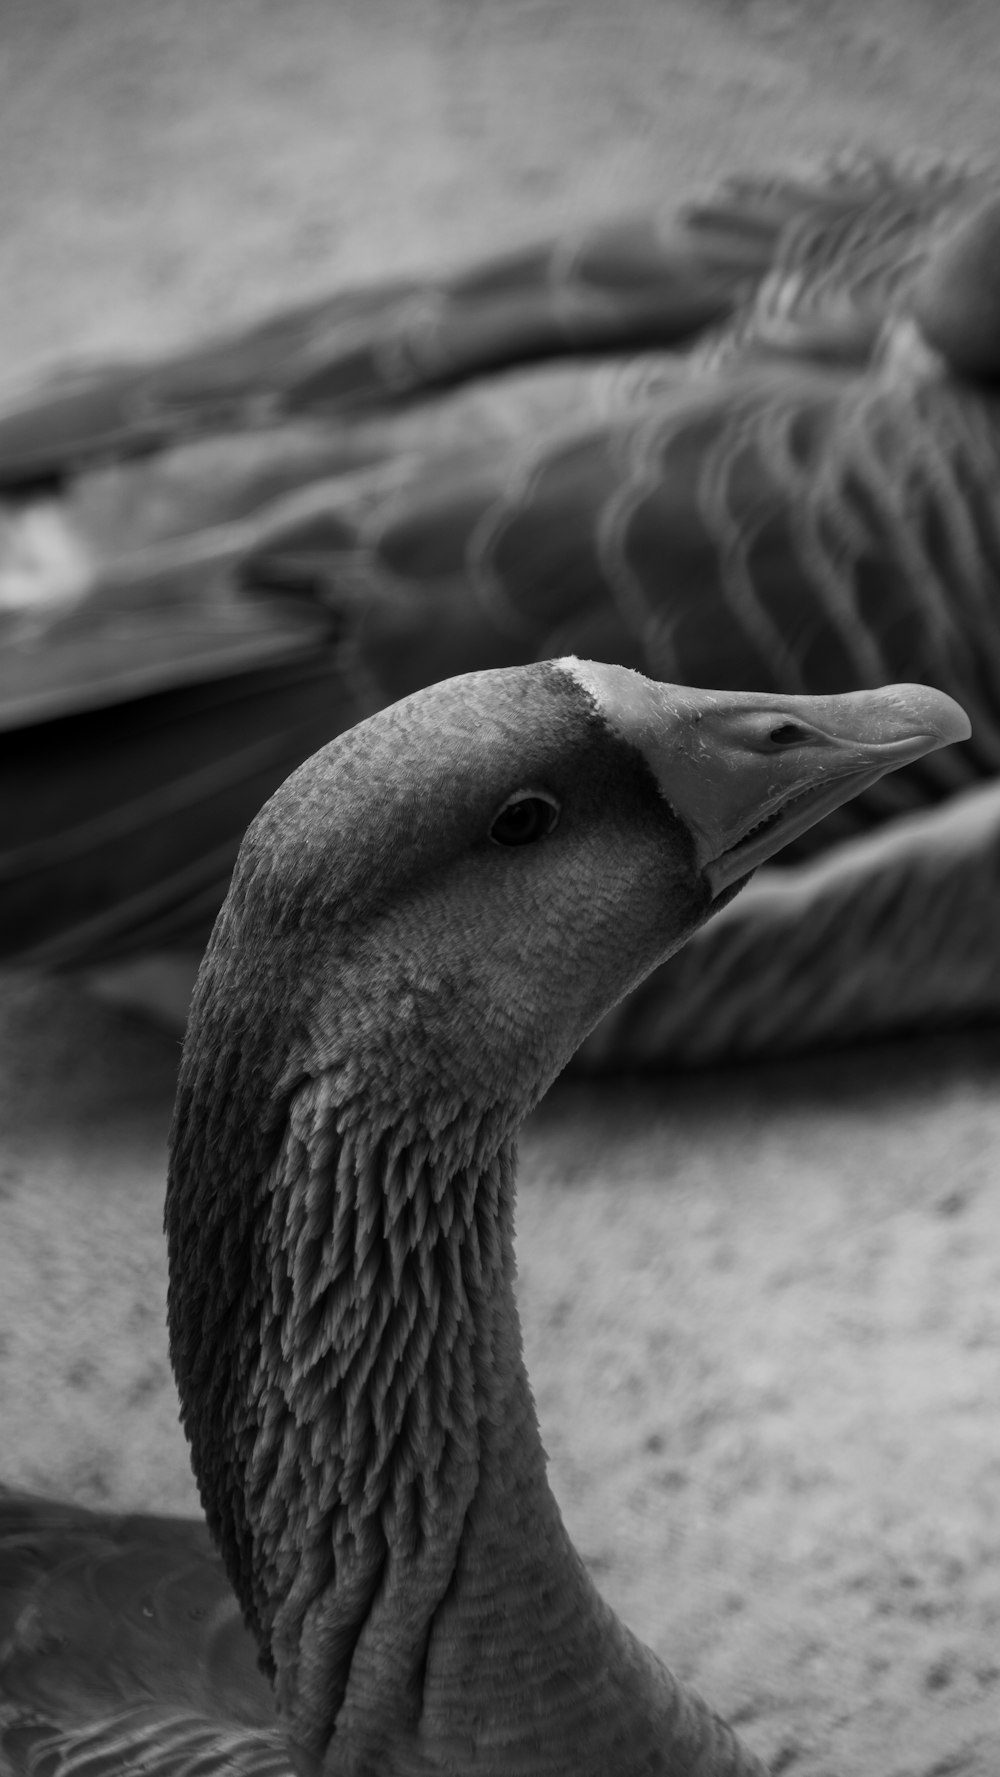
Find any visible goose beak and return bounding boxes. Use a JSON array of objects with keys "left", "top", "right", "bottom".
[{"left": 562, "top": 661, "right": 971, "bottom": 896}]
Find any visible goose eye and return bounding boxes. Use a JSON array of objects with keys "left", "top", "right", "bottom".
[{"left": 489, "top": 791, "right": 560, "bottom": 847}]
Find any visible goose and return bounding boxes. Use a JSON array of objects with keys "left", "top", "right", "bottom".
[
  {"left": 0, "top": 660, "right": 969, "bottom": 1775},
  {"left": 2, "top": 148, "right": 999, "bottom": 1059}
]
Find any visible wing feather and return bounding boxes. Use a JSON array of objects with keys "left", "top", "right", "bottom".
[{"left": 2, "top": 151, "right": 999, "bottom": 1059}]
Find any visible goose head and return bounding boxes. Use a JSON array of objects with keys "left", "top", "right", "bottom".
[{"left": 166, "top": 658, "right": 968, "bottom": 1776}]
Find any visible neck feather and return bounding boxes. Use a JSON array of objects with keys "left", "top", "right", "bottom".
[{"left": 169, "top": 1067, "right": 764, "bottom": 1777}]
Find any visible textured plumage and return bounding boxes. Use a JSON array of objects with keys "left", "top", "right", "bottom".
[
  {"left": 0, "top": 661, "right": 968, "bottom": 1776},
  {"left": 3, "top": 150, "right": 999, "bottom": 1057}
]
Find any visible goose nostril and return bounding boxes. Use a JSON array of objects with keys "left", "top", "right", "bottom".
[{"left": 768, "top": 722, "right": 810, "bottom": 747}]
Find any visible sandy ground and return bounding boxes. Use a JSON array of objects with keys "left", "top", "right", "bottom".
[{"left": 1, "top": 3, "right": 1000, "bottom": 1772}]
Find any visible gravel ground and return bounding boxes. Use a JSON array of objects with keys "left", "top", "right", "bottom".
[{"left": 2, "top": 4, "right": 1000, "bottom": 1772}]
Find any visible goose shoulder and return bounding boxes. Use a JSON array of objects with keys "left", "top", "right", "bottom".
[{"left": 0, "top": 150, "right": 997, "bottom": 1050}]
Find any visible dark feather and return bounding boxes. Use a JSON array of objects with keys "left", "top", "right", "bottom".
[{"left": 3, "top": 150, "right": 999, "bottom": 1057}]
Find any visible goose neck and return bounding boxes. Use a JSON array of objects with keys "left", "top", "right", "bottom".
[
  {"left": 170, "top": 1068, "right": 763, "bottom": 1776},
  {"left": 264, "top": 1088, "right": 762, "bottom": 1776}
]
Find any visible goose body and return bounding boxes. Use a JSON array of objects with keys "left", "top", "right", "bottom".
[
  {"left": 2, "top": 150, "right": 999, "bottom": 1058},
  {"left": 0, "top": 661, "right": 968, "bottom": 1775}
]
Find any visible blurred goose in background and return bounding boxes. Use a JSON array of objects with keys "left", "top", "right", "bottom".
[
  {"left": 3, "top": 149, "right": 1000, "bottom": 1061},
  {"left": 0, "top": 660, "right": 969, "bottom": 1776}
]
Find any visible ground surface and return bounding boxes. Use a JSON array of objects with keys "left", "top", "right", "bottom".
[{"left": 1, "top": 4, "right": 999, "bottom": 1773}]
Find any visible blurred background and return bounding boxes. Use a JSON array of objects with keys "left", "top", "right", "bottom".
[{"left": 1, "top": 3, "right": 999, "bottom": 1772}]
